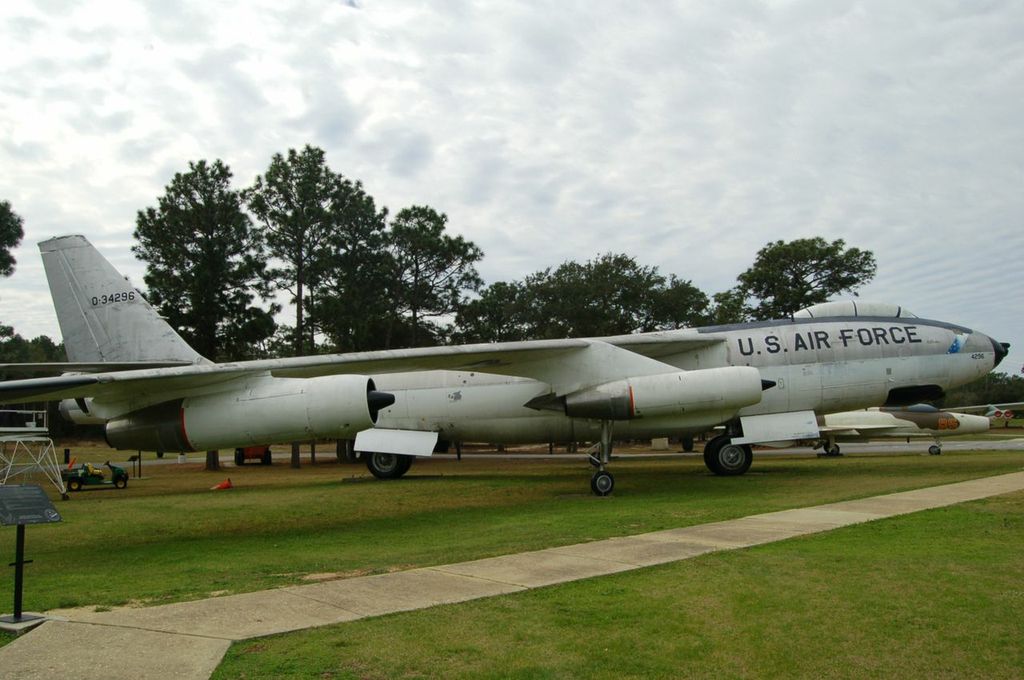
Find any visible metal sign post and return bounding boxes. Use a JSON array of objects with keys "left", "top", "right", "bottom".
[
  {"left": 10, "top": 524, "right": 28, "bottom": 620},
  {"left": 0, "top": 485, "right": 62, "bottom": 626}
]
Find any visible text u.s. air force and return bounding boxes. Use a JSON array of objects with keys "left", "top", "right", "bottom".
[{"left": 735, "top": 325, "right": 924, "bottom": 357}]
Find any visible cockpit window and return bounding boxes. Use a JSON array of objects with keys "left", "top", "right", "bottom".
[{"left": 792, "top": 301, "right": 918, "bottom": 319}]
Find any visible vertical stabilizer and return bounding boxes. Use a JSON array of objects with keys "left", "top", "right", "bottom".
[{"left": 39, "top": 235, "right": 208, "bottom": 364}]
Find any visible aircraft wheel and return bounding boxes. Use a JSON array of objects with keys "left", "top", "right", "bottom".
[
  {"left": 928, "top": 445, "right": 942, "bottom": 456},
  {"left": 234, "top": 449, "right": 245, "bottom": 466},
  {"left": 711, "top": 441, "right": 753, "bottom": 476},
  {"left": 68, "top": 479, "right": 82, "bottom": 492},
  {"left": 681, "top": 436, "right": 695, "bottom": 453},
  {"left": 365, "top": 452, "right": 413, "bottom": 480},
  {"left": 590, "top": 470, "right": 614, "bottom": 496},
  {"left": 156, "top": 451, "right": 164, "bottom": 459},
  {"left": 827, "top": 444, "right": 841, "bottom": 455},
  {"left": 261, "top": 448, "right": 272, "bottom": 465},
  {"left": 342, "top": 439, "right": 359, "bottom": 464},
  {"left": 703, "top": 435, "right": 729, "bottom": 474}
]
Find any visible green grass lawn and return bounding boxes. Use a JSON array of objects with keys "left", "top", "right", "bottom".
[
  {"left": 1, "top": 446, "right": 1022, "bottom": 670},
  {"left": 0, "top": 448, "right": 1020, "bottom": 614},
  {"left": 213, "top": 490, "right": 1024, "bottom": 679}
]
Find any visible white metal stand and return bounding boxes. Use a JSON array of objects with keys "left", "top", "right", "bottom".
[{"left": 0, "top": 436, "right": 66, "bottom": 496}]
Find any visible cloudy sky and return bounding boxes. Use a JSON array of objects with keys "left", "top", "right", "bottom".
[{"left": 0, "top": 1, "right": 1021, "bottom": 373}]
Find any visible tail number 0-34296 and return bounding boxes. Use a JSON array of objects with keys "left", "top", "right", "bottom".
[{"left": 91, "top": 291, "right": 137, "bottom": 306}]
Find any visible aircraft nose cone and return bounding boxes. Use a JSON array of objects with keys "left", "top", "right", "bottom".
[{"left": 992, "top": 339, "right": 1010, "bottom": 368}]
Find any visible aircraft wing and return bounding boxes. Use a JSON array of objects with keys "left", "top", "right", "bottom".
[
  {"left": 599, "top": 331, "right": 724, "bottom": 359},
  {"left": 0, "top": 338, "right": 687, "bottom": 405},
  {"left": 0, "top": 370, "right": 256, "bottom": 403},
  {"left": 0, "top": 361, "right": 193, "bottom": 375}
]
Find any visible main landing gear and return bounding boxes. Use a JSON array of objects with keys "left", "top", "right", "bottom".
[
  {"left": 702, "top": 434, "right": 753, "bottom": 476},
  {"left": 587, "top": 420, "right": 616, "bottom": 496},
  {"left": 364, "top": 451, "right": 414, "bottom": 479}
]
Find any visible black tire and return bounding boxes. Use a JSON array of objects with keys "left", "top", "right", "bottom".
[
  {"left": 234, "top": 449, "right": 244, "bottom": 466},
  {"left": 114, "top": 477, "right": 127, "bottom": 489},
  {"left": 928, "top": 445, "right": 942, "bottom": 456},
  {"left": 364, "top": 452, "right": 413, "bottom": 480},
  {"left": 156, "top": 451, "right": 164, "bottom": 459},
  {"left": 343, "top": 440, "right": 359, "bottom": 464},
  {"left": 68, "top": 479, "right": 82, "bottom": 492},
  {"left": 703, "top": 435, "right": 729, "bottom": 474},
  {"left": 590, "top": 470, "right": 614, "bottom": 496},
  {"left": 681, "top": 436, "right": 695, "bottom": 453},
  {"left": 713, "top": 442, "right": 753, "bottom": 476},
  {"left": 827, "top": 444, "right": 841, "bottom": 455},
  {"left": 261, "top": 448, "right": 272, "bottom": 465}
]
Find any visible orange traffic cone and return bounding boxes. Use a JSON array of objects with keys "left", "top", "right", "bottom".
[{"left": 211, "top": 478, "right": 233, "bottom": 490}]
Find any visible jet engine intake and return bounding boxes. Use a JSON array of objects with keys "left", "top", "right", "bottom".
[
  {"left": 105, "top": 375, "right": 394, "bottom": 452},
  {"left": 563, "top": 366, "right": 765, "bottom": 420}
]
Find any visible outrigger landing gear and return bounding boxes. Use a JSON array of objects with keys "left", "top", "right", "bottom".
[
  {"left": 702, "top": 433, "right": 753, "bottom": 476},
  {"left": 587, "top": 420, "right": 615, "bottom": 496},
  {"left": 817, "top": 440, "right": 842, "bottom": 457}
]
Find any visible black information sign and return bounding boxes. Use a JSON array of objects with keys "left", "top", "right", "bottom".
[
  {"left": 0, "top": 485, "right": 61, "bottom": 526},
  {"left": 1, "top": 485, "right": 62, "bottom": 624}
]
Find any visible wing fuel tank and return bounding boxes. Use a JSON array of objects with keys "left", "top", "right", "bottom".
[{"left": 562, "top": 366, "right": 765, "bottom": 420}]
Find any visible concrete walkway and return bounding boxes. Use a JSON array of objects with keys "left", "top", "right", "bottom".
[{"left": 3, "top": 470, "right": 1024, "bottom": 679}]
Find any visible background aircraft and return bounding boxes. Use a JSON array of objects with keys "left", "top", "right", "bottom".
[
  {"left": 811, "top": 404, "right": 990, "bottom": 456},
  {"left": 946, "top": 402, "right": 1024, "bottom": 425},
  {"left": 0, "top": 235, "right": 1009, "bottom": 495}
]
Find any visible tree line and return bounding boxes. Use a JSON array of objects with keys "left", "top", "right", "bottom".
[
  {"left": 124, "top": 144, "right": 885, "bottom": 360},
  {"left": 0, "top": 148, "right": 914, "bottom": 362}
]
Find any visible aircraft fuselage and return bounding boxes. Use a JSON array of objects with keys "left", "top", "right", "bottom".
[{"left": 371, "top": 314, "right": 998, "bottom": 446}]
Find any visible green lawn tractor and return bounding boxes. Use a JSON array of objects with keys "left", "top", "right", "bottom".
[{"left": 65, "top": 461, "right": 129, "bottom": 492}]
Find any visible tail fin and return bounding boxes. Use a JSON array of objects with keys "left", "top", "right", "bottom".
[{"left": 39, "top": 235, "right": 208, "bottom": 365}]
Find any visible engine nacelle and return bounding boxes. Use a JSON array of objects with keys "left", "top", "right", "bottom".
[
  {"left": 105, "top": 375, "right": 394, "bottom": 452},
  {"left": 564, "top": 366, "right": 765, "bottom": 420},
  {"left": 58, "top": 398, "right": 107, "bottom": 425}
]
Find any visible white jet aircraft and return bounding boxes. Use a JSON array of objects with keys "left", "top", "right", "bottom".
[
  {"left": 0, "top": 236, "right": 1010, "bottom": 495},
  {"left": 812, "top": 404, "right": 990, "bottom": 456}
]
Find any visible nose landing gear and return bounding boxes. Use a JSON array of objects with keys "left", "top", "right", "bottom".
[{"left": 588, "top": 420, "right": 616, "bottom": 496}]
